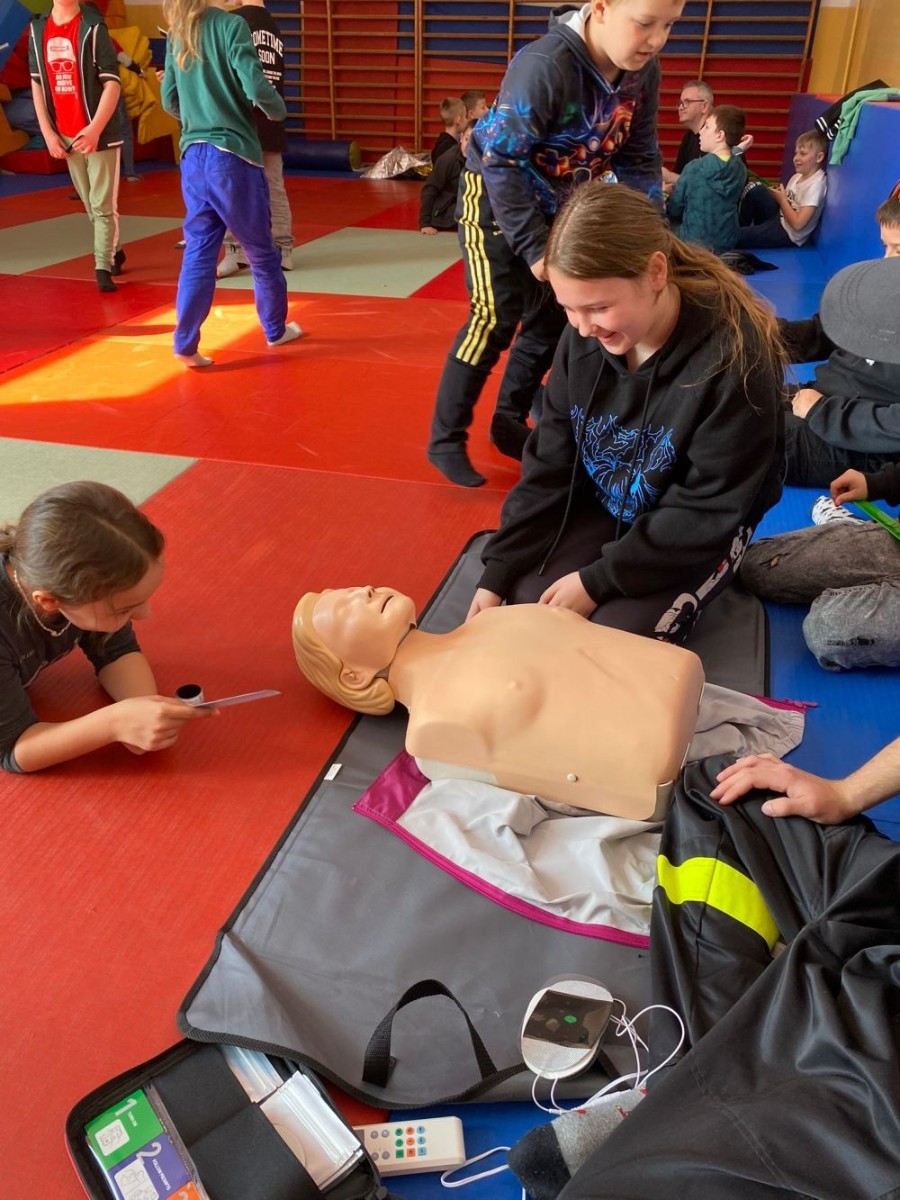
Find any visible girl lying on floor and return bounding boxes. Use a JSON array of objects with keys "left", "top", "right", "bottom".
[{"left": 0, "top": 481, "right": 210, "bottom": 772}]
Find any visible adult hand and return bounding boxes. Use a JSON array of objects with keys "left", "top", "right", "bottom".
[
  {"left": 539, "top": 572, "right": 596, "bottom": 618},
  {"left": 111, "top": 695, "right": 213, "bottom": 752},
  {"left": 421, "top": 226, "right": 438, "bottom": 236},
  {"left": 529, "top": 256, "right": 547, "bottom": 282},
  {"left": 71, "top": 123, "right": 99, "bottom": 155},
  {"left": 711, "top": 754, "right": 857, "bottom": 823},
  {"left": 737, "top": 133, "right": 754, "bottom": 154},
  {"left": 830, "top": 469, "right": 868, "bottom": 506},
  {"left": 466, "top": 588, "right": 502, "bottom": 621},
  {"left": 791, "top": 387, "right": 823, "bottom": 419}
]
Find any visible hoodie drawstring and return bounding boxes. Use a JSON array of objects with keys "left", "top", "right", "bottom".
[
  {"left": 537, "top": 358, "right": 607, "bottom": 577},
  {"left": 614, "top": 359, "right": 659, "bottom": 543},
  {"left": 538, "top": 355, "right": 660, "bottom": 577}
]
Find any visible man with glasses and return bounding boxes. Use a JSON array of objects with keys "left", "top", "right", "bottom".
[{"left": 662, "top": 80, "right": 713, "bottom": 191}]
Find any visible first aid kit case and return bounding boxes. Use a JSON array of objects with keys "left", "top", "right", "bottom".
[{"left": 65, "top": 1040, "right": 391, "bottom": 1200}]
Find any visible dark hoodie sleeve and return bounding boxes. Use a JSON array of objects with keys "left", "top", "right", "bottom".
[
  {"left": 479, "top": 332, "right": 584, "bottom": 597},
  {"left": 94, "top": 21, "right": 122, "bottom": 88},
  {"left": 804, "top": 387, "right": 900, "bottom": 454},
  {"left": 608, "top": 57, "right": 663, "bottom": 208},
  {"left": 864, "top": 463, "right": 900, "bottom": 506},
  {"left": 777, "top": 313, "right": 835, "bottom": 363},
  {"left": 579, "top": 347, "right": 784, "bottom": 605},
  {"left": 419, "top": 149, "right": 456, "bottom": 228}
]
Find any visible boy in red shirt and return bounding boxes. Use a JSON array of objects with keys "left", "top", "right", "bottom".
[{"left": 29, "top": 0, "right": 123, "bottom": 292}]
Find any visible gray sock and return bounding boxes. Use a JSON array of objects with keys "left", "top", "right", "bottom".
[{"left": 508, "top": 1089, "right": 644, "bottom": 1200}]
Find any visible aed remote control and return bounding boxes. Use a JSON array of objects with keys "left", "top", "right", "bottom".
[{"left": 352, "top": 1116, "right": 466, "bottom": 1175}]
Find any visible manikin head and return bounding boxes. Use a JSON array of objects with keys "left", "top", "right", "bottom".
[{"left": 292, "top": 587, "right": 417, "bottom": 715}]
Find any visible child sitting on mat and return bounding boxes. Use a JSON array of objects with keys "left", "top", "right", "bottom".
[
  {"left": 740, "top": 256, "right": 900, "bottom": 671},
  {"left": 0, "top": 481, "right": 211, "bottom": 773},
  {"left": 665, "top": 105, "right": 747, "bottom": 253},
  {"left": 737, "top": 128, "right": 827, "bottom": 250},
  {"left": 778, "top": 191, "right": 900, "bottom": 487},
  {"left": 420, "top": 121, "right": 472, "bottom": 235},
  {"left": 430, "top": 96, "right": 467, "bottom": 163},
  {"left": 461, "top": 89, "right": 488, "bottom": 123},
  {"left": 466, "top": 181, "right": 786, "bottom": 643},
  {"left": 161, "top": 0, "right": 300, "bottom": 366}
]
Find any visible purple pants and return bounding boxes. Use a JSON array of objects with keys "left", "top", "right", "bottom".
[{"left": 174, "top": 142, "right": 287, "bottom": 354}]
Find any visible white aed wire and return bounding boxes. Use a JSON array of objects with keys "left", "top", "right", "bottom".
[{"left": 440, "top": 999, "right": 685, "bottom": 1191}]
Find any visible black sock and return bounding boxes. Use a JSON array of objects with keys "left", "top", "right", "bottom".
[
  {"left": 427, "top": 449, "right": 486, "bottom": 488},
  {"left": 96, "top": 269, "right": 117, "bottom": 293}
]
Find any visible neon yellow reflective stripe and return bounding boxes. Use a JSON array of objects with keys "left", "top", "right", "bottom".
[{"left": 657, "top": 854, "right": 780, "bottom": 949}]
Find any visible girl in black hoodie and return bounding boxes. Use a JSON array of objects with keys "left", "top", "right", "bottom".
[{"left": 469, "top": 182, "right": 785, "bottom": 642}]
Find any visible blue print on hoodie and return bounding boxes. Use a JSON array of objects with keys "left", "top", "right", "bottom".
[{"left": 575, "top": 408, "right": 676, "bottom": 523}]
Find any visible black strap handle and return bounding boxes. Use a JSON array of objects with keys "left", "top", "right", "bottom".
[{"left": 362, "top": 980, "right": 499, "bottom": 1089}]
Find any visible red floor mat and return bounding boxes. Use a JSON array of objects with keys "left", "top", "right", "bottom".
[
  {"left": 0, "top": 291, "right": 523, "bottom": 490},
  {"left": 0, "top": 274, "right": 175, "bottom": 373},
  {"left": 0, "top": 458, "right": 502, "bottom": 1199},
  {"left": 411, "top": 256, "right": 467, "bottom": 301}
]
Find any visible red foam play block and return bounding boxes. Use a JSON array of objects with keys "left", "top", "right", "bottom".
[{"left": 0, "top": 146, "right": 68, "bottom": 174}]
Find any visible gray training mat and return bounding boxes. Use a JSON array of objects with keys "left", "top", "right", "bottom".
[{"left": 178, "top": 535, "right": 768, "bottom": 1108}]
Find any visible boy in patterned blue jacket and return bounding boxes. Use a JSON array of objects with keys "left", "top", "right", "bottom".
[{"left": 426, "top": 0, "right": 684, "bottom": 487}]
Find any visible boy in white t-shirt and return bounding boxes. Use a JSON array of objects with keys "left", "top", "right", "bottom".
[{"left": 737, "top": 128, "right": 827, "bottom": 249}]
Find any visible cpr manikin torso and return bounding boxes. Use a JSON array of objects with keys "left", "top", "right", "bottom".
[{"left": 294, "top": 588, "right": 705, "bottom": 821}]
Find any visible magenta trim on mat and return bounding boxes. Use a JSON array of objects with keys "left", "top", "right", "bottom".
[
  {"left": 354, "top": 751, "right": 651, "bottom": 949},
  {"left": 750, "top": 694, "right": 818, "bottom": 713}
]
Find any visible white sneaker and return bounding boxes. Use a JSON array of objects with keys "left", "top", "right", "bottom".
[
  {"left": 810, "top": 496, "right": 863, "bottom": 526},
  {"left": 267, "top": 321, "right": 303, "bottom": 347},
  {"left": 216, "top": 252, "right": 245, "bottom": 279},
  {"left": 281, "top": 248, "right": 294, "bottom": 271}
]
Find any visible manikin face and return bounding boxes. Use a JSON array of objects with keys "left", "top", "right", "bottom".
[
  {"left": 313, "top": 586, "right": 417, "bottom": 682},
  {"left": 588, "top": 0, "right": 683, "bottom": 78},
  {"left": 677, "top": 87, "right": 709, "bottom": 128},
  {"left": 549, "top": 256, "right": 668, "bottom": 356},
  {"left": 36, "top": 558, "right": 164, "bottom": 634},
  {"left": 880, "top": 223, "right": 900, "bottom": 259},
  {"left": 793, "top": 141, "right": 824, "bottom": 177},
  {"left": 698, "top": 115, "right": 722, "bottom": 154}
]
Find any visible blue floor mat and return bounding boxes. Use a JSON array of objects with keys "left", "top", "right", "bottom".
[{"left": 746, "top": 246, "right": 831, "bottom": 320}]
